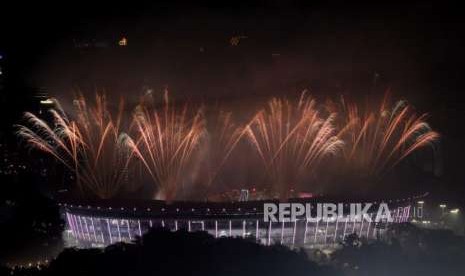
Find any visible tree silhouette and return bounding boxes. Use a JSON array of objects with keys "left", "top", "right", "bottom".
[{"left": 37, "top": 228, "right": 339, "bottom": 276}]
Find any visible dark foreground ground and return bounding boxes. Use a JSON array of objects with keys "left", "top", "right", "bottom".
[{"left": 2, "top": 224, "right": 465, "bottom": 276}]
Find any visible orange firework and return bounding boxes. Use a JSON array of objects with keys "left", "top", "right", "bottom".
[
  {"left": 335, "top": 94, "right": 439, "bottom": 177},
  {"left": 203, "top": 110, "right": 246, "bottom": 189},
  {"left": 130, "top": 91, "right": 205, "bottom": 200},
  {"left": 17, "top": 94, "right": 136, "bottom": 199},
  {"left": 245, "top": 92, "right": 343, "bottom": 198}
]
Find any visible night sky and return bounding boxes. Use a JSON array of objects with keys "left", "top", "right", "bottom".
[{"left": 1, "top": 0, "right": 464, "bottom": 196}]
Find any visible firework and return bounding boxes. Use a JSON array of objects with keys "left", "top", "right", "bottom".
[
  {"left": 335, "top": 94, "right": 439, "bottom": 177},
  {"left": 17, "top": 95, "right": 136, "bottom": 199},
  {"left": 130, "top": 91, "right": 205, "bottom": 200},
  {"left": 16, "top": 90, "right": 440, "bottom": 200},
  {"left": 245, "top": 92, "right": 343, "bottom": 198},
  {"left": 203, "top": 110, "right": 246, "bottom": 189}
]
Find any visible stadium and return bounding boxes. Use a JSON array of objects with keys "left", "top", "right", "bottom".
[{"left": 59, "top": 195, "right": 419, "bottom": 249}]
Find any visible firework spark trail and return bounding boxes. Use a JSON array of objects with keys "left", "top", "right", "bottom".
[
  {"left": 245, "top": 92, "right": 343, "bottom": 198},
  {"left": 17, "top": 95, "right": 136, "bottom": 199},
  {"left": 130, "top": 91, "right": 205, "bottom": 200},
  {"left": 201, "top": 110, "right": 248, "bottom": 191},
  {"left": 335, "top": 95, "right": 439, "bottom": 177}
]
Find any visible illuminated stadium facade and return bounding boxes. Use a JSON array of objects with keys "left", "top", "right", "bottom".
[{"left": 60, "top": 197, "right": 418, "bottom": 249}]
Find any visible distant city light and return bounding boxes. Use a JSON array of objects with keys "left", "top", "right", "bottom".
[
  {"left": 439, "top": 204, "right": 447, "bottom": 208},
  {"left": 40, "top": 99, "right": 54, "bottom": 105},
  {"left": 450, "top": 209, "right": 459, "bottom": 214},
  {"left": 417, "top": 201, "right": 424, "bottom": 205},
  {"left": 230, "top": 35, "right": 248, "bottom": 46},
  {"left": 118, "top": 37, "right": 128, "bottom": 46}
]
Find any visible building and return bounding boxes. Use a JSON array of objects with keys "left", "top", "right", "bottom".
[{"left": 59, "top": 197, "right": 414, "bottom": 249}]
